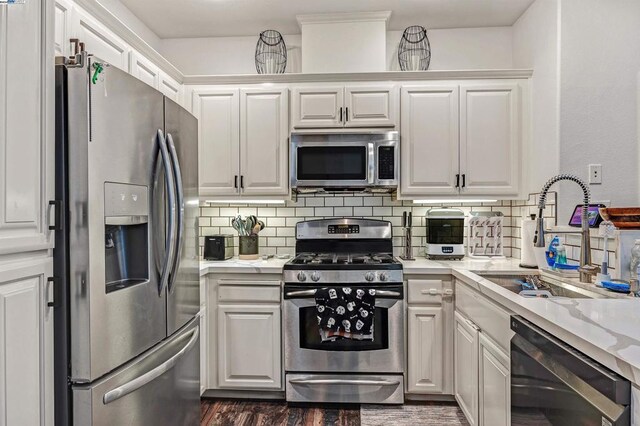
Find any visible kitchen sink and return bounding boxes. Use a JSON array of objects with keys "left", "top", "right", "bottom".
[{"left": 480, "top": 274, "right": 606, "bottom": 299}]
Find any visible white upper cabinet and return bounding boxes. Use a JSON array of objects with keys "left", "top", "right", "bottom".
[
  {"left": 291, "top": 84, "right": 398, "bottom": 129},
  {"left": 193, "top": 89, "right": 241, "bottom": 197},
  {"left": 194, "top": 87, "right": 290, "bottom": 199},
  {"left": 345, "top": 84, "right": 397, "bottom": 127},
  {"left": 240, "top": 88, "right": 289, "bottom": 196},
  {"left": 291, "top": 86, "right": 344, "bottom": 128},
  {"left": 74, "top": 7, "right": 130, "bottom": 71},
  {"left": 129, "top": 50, "right": 160, "bottom": 89},
  {"left": 160, "top": 71, "right": 183, "bottom": 105},
  {"left": 400, "top": 85, "right": 460, "bottom": 196},
  {"left": 0, "top": 0, "right": 54, "bottom": 255},
  {"left": 399, "top": 80, "right": 525, "bottom": 199},
  {"left": 460, "top": 83, "right": 520, "bottom": 196},
  {"left": 54, "top": 0, "right": 73, "bottom": 57}
]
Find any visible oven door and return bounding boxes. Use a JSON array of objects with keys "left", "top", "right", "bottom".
[
  {"left": 284, "top": 284, "right": 404, "bottom": 374},
  {"left": 291, "top": 142, "right": 373, "bottom": 188}
]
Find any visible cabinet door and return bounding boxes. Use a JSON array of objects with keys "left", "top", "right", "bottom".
[
  {"left": 0, "top": 259, "right": 53, "bottom": 426},
  {"left": 479, "top": 333, "right": 510, "bottom": 426},
  {"left": 240, "top": 88, "right": 289, "bottom": 196},
  {"left": 460, "top": 83, "right": 520, "bottom": 195},
  {"left": 74, "top": 7, "right": 130, "bottom": 71},
  {"left": 291, "top": 86, "right": 344, "bottom": 128},
  {"left": 192, "top": 89, "right": 240, "bottom": 197},
  {"left": 454, "top": 311, "right": 479, "bottom": 426},
  {"left": 128, "top": 51, "right": 159, "bottom": 89},
  {"left": 217, "top": 304, "right": 282, "bottom": 389},
  {"left": 159, "top": 71, "right": 183, "bottom": 105},
  {"left": 0, "top": 0, "right": 54, "bottom": 255},
  {"left": 400, "top": 85, "right": 460, "bottom": 196},
  {"left": 54, "top": 0, "right": 73, "bottom": 57},
  {"left": 344, "top": 85, "right": 397, "bottom": 128},
  {"left": 407, "top": 306, "right": 445, "bottom": 394}
]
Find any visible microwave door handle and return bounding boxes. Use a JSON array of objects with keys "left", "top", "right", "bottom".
[
  {"left": 157, "top": 129, "right": 177, "bottom": 296},
  {"left": 511, "top": 334, "right": 627, "bottom": 423},
  {"left": 367, "top": 143, "right": 375, "bottom": 184},
  {"left": 166, "top": 133, "right": 184, "bottom": 294}
]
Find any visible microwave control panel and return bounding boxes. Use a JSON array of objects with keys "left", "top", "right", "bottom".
[{"left": 378, "top": 146, "right": 395, "bottom": 180}]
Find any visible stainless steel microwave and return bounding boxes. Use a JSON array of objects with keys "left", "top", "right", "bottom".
[{"left": 290, "top": 131, "right": 399, "bottom": 192}]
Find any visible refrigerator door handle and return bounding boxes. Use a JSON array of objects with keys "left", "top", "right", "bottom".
[
  {"left": 157, "top": 129, "right": 178, "bottom": 296},
  {"left": 166, "top": 133, "right": 184, "bottom": 294},
  {"left": 102, "top": 325, "right": 200, "bottom": 405}
]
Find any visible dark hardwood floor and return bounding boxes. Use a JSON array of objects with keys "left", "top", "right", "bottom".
[{"left": 200, "top": 399, "right": 468, "bottom": 426}]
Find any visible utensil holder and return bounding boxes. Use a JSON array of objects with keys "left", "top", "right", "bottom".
[{"left": 239, "top": 235, "right": 259, "bottom": 260}]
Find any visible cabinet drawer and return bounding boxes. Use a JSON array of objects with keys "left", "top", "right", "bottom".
[
  {"left": 218, "top": 285, "right": 281, "bottom": 303},
  {"left": 455, "top": 281, "right": 512, "bottom": 351},
  {"left": 407, "top": 279, "right": 452, "bottom": 304}
]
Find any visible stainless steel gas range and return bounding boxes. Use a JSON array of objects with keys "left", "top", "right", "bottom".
[{"left": 283, "top": 218, "right": 404, "bottom": 404}]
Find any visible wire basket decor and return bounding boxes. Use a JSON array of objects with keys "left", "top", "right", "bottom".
[
  {"left": 398, "top": 25, "right": 431, "bottom": 71},
  {"left": 255, "top": 30, "right": 287, "bottom": 74}
]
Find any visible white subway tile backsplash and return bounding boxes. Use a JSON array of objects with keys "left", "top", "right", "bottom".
[{"left": 197, "top": 194, "right": 537, "bottom": 260}]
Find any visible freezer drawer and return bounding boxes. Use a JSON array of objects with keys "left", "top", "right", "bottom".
[
  {"left": 73, "top": 317, "right": 200, "bottom": 426},
  {"left": 286, "top": 373, "right": 404, "bottom": 404}
]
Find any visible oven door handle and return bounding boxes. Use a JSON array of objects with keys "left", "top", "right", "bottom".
[
  {"left": 512, "top": 333, "right": 627, "bottom": 423},
  {"left": 289, "top": 378, "right": 401, "bottom": 386},
  {"left": 285, "top": 289, "right": 401, "bottom": 298},
  {"left": 285, "top": 289, "right": 317, "bottom": 298}
]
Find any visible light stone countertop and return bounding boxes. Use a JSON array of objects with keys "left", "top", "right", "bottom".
[{"left": 200, "top": 255, "right": 640, "bottom": 385}]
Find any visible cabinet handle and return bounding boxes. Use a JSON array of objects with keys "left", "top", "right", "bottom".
[
  {"left": 462, "top": 174, "right": 466, "bottom": 188},
  {"left": 48, "top": 200, "right": 62, "bottom": 231},
  {"left": 240, "top": 175, "right": 244, "bottom": 190},
  {"left": 465, "top": 318, "right": 481, "bottom": 332},
  {"left": 234, "top": 175, "right": 238, "bottom": 189},
  {"left": 345, "top": 107, "right": 349, "bottom": 122},
  {"left": 46, "top": 276, "right": 59, "bottom": 308},
  {"left": 455, "top": 174, "right": 460, "bottom": 188},
  {"left": 339, "top": 107, "right": 343, "bottom": 123},
  {"left": 420, "top": 288, "right": 454, "bottom": 297}
]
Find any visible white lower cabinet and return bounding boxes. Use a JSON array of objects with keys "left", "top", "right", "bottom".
[
  {"left": 454, "top": 279, "right": 512, "bottom": 426},
  {"left": 205, "top": 275, "right": 283, "bottom": 392},
  {"left": 217, "top": 304, "right": 281, "bottom": 389},
  {"left": 454, "top": 311, "right": 479, "bottom": 426},
  {"left": 0, "top": 258, "right": 53, "bottom": 426},
  {"left": 406, "top": 278, "right": 454, "bottom": 396},
  {"left": 407, "top": 306, "right": 445, "bottom": 393},
  {"left": 478, "top": 333, "right": 510, "bottom": 426}
]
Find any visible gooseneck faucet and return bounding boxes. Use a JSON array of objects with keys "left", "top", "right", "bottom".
[{"left": 533, "top": 174, "right": 599, "bottom": 283}]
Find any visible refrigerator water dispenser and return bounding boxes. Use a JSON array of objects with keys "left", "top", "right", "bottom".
[{"left": 104, "top": 182, "right": 149, "bottom": 293}]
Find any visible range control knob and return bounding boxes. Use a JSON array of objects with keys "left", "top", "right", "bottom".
[
  {"left": 365, "top": 272, "right": 376, "bottom": 282},
  {"left": 297, "top": 272, "right": 307, "bottom": 282},
  {"left": 378, "top": 272, "right": 389, "bottom": 282},
  {"left": 310, "top": 272, "right": 321, "bottom": 282}
]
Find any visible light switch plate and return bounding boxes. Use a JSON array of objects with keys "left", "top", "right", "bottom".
[{"left": 589, "top": 164, "right": 602, "bottom": 184}]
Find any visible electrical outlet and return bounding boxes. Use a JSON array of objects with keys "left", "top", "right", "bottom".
[{"left": 589, "top": 164, "right": 602, "bottom": 184}]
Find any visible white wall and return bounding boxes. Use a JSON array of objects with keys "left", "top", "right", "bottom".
[
  {"left": 558, "top": 0, "right": 640, "bottom": 220},
  {"left": 162, "top": 27, "right": 513, "bottom": 75},
  {"left": 161, "top": 35, "right": 302, "bottom": 75},
  {"left": 512, "top": 0, "right": 560, "bottom": 196},
  {"left": 302, "top": 20, "right": 387, "bottom": 73},
  {"left": 387, "top": 27, "right": 513, "bottom": 71}
]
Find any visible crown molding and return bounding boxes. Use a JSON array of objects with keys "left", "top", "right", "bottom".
[
  {"left": 183, "top": 69, "right": 533, "bottom": 86},
  {"left": 73, "top": 0, "right": 184, "bottom": 83},
  {"left": 296, "top": 11, "right": 392, "bottom": 28}
]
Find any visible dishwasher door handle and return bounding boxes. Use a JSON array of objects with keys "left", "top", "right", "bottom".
[{"left": 289, "top": 378, "right": 400, "bottom": 386}]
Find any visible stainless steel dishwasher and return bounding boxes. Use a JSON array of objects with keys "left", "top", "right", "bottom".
[{"left": 511, "top": 316, "right": 630, "bottom": 425}]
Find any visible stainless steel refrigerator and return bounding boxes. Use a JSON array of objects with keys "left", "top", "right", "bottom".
[{"left": 53, "top": 52, "right": 200, "bottom": 425}]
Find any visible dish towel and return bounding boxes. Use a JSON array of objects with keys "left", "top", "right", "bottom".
[{"left": 315, "top": 287, "right": 375, "bottom": 342}]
